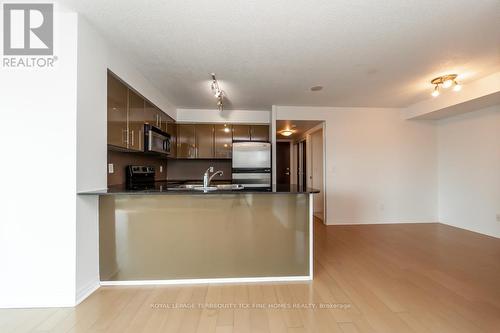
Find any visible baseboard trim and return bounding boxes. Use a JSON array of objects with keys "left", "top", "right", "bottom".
[
  {"left": 326, "top": 220, "right": 439, "bottom": 226},
  {"left": 100, "top": 275, "right": 312, "bottom": 286},
  {"left": 75, "top": 280, "right": 100, "bottom": 306}
]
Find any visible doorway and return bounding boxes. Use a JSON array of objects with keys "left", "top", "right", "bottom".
[
  {"left": 276, "top": 142, "right": 291, "bottom": 184},
  {"left": 308, "top": 128, "right": 324, "bottom": 221},
  {"left": 276, "top": 120, "right": 326, "bottom": 223}
]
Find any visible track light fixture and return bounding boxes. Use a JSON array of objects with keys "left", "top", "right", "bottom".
[
  {"left": 210, "top": 73, "right": 224, "bottom": 111},
  {"left": 430, "top": 74, "right": 461, "bottom": 97}
]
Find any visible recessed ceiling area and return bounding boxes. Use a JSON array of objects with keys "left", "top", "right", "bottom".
[
  {"left": 61, "top": 0, "right": 500, "bottom": 110},
  {"left": 277, "top": 120, "right": 323, "bottom": 140}
]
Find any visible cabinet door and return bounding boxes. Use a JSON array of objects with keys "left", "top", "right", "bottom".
[
  {"left": 195, "top": 124, "right": 215, "bottom": 158},
  {"left": 177, "top": 124, "right": 196, "bottom": 158},
  {"left": 128, "top": 90, "right": 144, "bottom": 151},
  {"left": 214, "top": 124, "right": 232, "bottom": 159},
  {"left": 166, "top": 122, "right": 177, "bottom": 158},
  {"left": 232, "top": 125, "right": 251, "bottom": 141},
  {"left": 144, "top": 101, "right": 157, "bottom": 127},
  {"left": 250, "top": 125, "right": 270, "bottom": 142},
  {"left": 107, "top": 74, "right": 128, "bottom": 148},
  {"left": 156, "top": 108, "right": 166, "bottom": 132}
]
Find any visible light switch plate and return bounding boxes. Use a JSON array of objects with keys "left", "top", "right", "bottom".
[
  {"left": 108, "top": 163, "right": 114, "bottom": 174},
  {"left": 160, "top": 165, "right": 163, "bottom": 173}
]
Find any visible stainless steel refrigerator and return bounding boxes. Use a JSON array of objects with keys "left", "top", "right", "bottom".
[{"left": 232, "top": 142, "right": 271, "bottom": 188}]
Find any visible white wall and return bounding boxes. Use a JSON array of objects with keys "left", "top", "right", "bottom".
[
  {"left": 0, "top": 6, "right": 78, "bottom": 308},
  {"left": 0, "top": 3, "right": 176, "bottom": 307},
  {"left": 437, "top": 105, "right": 500, "bottom": 238},
  {"left": 177, "top": 108, "right": 270, "bottom": 123},
  {"left": 276, "top": 106, "right": 438, "bottom": 225},
  {"left": 75, "top": 17, "right": 177, "bottom": 304}
]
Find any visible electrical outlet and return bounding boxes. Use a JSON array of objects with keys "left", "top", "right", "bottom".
[
  {"left": 160, "top": 165, "right": 163, "bottom": 173},
  {"left": 108, "top": 163, "right": 114, "bottom": 174}
]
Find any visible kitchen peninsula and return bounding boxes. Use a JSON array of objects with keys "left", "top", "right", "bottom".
[{"left": 80, "top": 185, "right": 317, "bottom": 284}]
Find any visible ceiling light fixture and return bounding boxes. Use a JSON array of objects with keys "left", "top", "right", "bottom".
[
  {"left": 280, "top": 129, "right": 294, "bottom": 137},
  {"left": 310, "top": 85, "right": 323, "bottom": 92},
  {"left": 430, "top": 74, "right": 461, "bottom": 97},
  {"left": 210, "top": 73, "right": 225, "bottom": 111}
]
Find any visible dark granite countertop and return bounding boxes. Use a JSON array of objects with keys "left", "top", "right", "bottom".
[{"left": 78, "top": 181, "right": 319, "bottom": 195}]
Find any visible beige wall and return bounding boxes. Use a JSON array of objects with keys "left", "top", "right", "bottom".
[
  {"left": 276, "top": 106, "right": 438, "bottom": 225},
  {"left": 437, "top": 105, "right": 500, "bottom": 238}
]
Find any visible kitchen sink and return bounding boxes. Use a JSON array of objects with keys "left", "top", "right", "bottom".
[
  {"left": 169, "top": 184, "right": 244, "bottom": 191},
  {"left": 192, "top": 186, "right": 218, "bottom": 191},
  {"left": 216, "top": 184, "right": 244, "bottom": 190}
]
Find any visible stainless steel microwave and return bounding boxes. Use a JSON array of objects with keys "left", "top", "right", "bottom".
[{"left": 144, "top": 124, "right": 171, "bottom": 155}]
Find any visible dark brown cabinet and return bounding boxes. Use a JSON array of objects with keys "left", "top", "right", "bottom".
[
  {"left": 143, "top": 101, "right": 157, "bottom": 127},
  {"left": 232, "top": 125, "right": 251, "bottom": 141},
  {"left": 166, "top": 122, "right": 177, "bottom": 158},
  {"left": 232, "top": 124, "right": 269, "bottom": 142},
  {"left": 214, "top": 124, "right": 232, "bottom": 158},
  {"left": 195, "top": 124, "right": 215, "bottom": 158},
  {"left": 128, "top": 90, "right": 144, "bottom": 151},
  {"left": 250, "top": 125, "right": 269, "bottom": 141},
  {"left": 177, "top": 124, "right": 197, "bottom": 158},
  {"left": 107, "top": 74, "right": 128, "bottom": 149}
]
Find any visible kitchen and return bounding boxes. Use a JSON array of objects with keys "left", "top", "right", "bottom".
[
  {"left": 80, "top": 71, "right": 316, "bottom": 284},
  {"left": 2, "top": 1, "right": 499, "bottom": 331}
]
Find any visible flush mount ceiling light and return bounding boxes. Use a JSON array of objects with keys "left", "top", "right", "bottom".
[
  {"left": 430, "top": 74, "right": 461, "bottom": 97},
  {"left": 310, "top": 85, "right": 323, "bottom": 92},
  {"left": 280, "top": 129, "right": 294, "bottom": 137},
  {"left": 210, "top": 73, "right": 225, "bottom": 111}
]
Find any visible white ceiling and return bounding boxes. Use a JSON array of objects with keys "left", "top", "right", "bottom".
[{"left": 62, "top": 0, "right": 500, "bottom": 110}]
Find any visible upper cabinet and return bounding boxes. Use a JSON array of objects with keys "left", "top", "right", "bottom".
[
  {"left": 128, "top": 89, "right": 145, "bottom": 152},
  {"left": 107, "top": 74, "right": 128, "bottom": 149},
  {"left": 250, "top": 125, "right": 269, "bottom": 141},
  {"left": 232, "top": 125, "right": 251, "bottom": 141},
  {"left": 233, "top": 124, "right": 269, "bottom": 142},
  {"left": 144, "top": 100, "right": 157, "bottom": 127},
  {"left": 107, "top": 71, "right": 173, "bottom": 153},
  {"left": 177, "top": 124, "right": 197, "bottom": 159},
  {"left": 166, "top": 121, "right": 177, "bottom": 158},
  {"left": 214, "top": 124, "right": 232, "bottom": 158},
  {"left": 195, "top": 124, "right": 215, "bottom": 158}
]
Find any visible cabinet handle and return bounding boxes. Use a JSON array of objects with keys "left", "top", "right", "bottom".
[
  {"left": 131, "top": 130, "right": 134, "bottom": 147},
  {"left": 122, "top": 129, "right": 128, "bottom": 145},
  {"left": 139, "top": 130, "right": 142, "bottom": 149}
]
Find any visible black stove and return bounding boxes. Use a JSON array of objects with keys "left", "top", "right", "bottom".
[{"left": 126, "top": 165, "right": 156, "bottom": 190}]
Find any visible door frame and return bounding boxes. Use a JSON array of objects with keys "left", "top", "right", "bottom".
[{"left": 303, "top": 123, "right": 326, "bottom": 224}]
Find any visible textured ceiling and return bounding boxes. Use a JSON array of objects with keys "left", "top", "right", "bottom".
[{"left": 61, "top": 0, "right": 500, "bottom": 110}]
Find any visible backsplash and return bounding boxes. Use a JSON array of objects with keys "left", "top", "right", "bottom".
[
  {"left": 107, "top": 150, "right": 168, "bottom": 186},
  {"left": 167, "top": 159, "right": 232, "bottom": 181}
]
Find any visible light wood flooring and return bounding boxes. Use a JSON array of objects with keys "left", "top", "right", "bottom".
[{"left": 2, "top": 220, "right": 500, "bottom": 332}]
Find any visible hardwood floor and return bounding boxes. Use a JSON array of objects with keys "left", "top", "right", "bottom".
[{"left": 2, "top": 220, "right": 500, "bottom": 332}]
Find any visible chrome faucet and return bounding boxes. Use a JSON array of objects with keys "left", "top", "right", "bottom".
[{"left": 203, "top": 166, "right": 224, "bottom": 187}]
